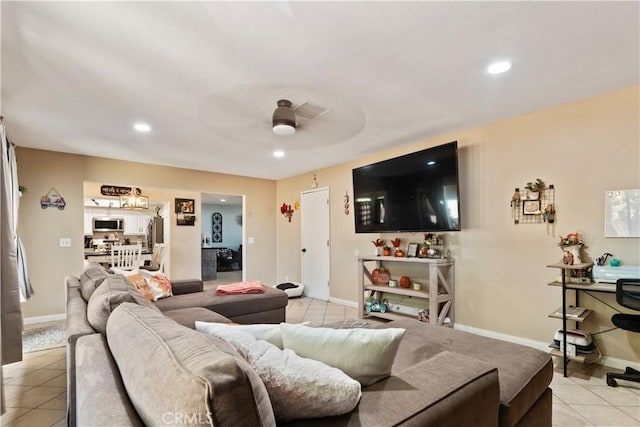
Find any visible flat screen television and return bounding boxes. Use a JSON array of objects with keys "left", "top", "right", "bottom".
[{"left": 352, "top": 141, "right": 461, "bottom": 233}]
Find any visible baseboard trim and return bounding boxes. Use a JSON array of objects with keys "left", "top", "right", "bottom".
[
  {"left": 24, "top": 313, "right": 66, "bottom": 325},
  {"left": 454, "top": 323, "right": 639, "bottom": 371},
  {"left": 328, "top": 297, "right": 358, "bottom": 309},
  {"left": 454, "top": 323, "right": 550, "bottom": 352}
]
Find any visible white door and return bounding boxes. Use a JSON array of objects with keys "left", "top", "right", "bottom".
[{"left": 301, "top": 188, "right": 330, "bottom": 300}]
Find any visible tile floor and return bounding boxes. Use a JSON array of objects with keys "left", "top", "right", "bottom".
[{"left": 2, "top": 297, "right": 639, "bottom": 426}]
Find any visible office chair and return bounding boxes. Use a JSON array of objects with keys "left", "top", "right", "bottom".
[{"left": 606, "top": 278, "right": 640, "bottom": 387}]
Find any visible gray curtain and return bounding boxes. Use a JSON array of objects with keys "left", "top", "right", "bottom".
[{"left": 1, "top": 121, "right": 24, "bottom": 414}]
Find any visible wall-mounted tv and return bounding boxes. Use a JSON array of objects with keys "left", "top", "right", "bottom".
[{"left": 352, "top": 141, "right": 461, "bottom": 233}]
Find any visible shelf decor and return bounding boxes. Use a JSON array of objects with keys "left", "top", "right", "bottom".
[
  {"left": 558, "top": 232, "right": 584, "bottom": 265},
  {"left": 371, "top": 238, "right": 385, "bottom": 256},
  {"left": 280, "top": 202, "right": 295, "bottom": 222},
  {"left": 511, "top": 180, "right": 555, "bottom": 225}
]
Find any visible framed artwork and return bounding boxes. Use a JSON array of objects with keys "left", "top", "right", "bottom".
[
  {"left": 177, "top": 214, "right": 196, "bottom": 226},
  {"left": 175, "top": 198, "right": 195, "bottom": 214},
  {"left": 407, "top": 243, "right": 419, "bottom": 258},
  {"left": 523, "top": 200, "right": 541, "bottom": 215}
]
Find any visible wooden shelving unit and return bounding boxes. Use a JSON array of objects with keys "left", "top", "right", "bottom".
[{"left": 358, "top": 256, "right": 454, "bottom": 326}]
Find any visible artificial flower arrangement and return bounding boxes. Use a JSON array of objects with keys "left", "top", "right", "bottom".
[
  {"left": 280, "top": 202, "right": 296, "bottom": 222},
  {"left": 558, "top": 231, "right": 585, "bottom": 265},
  {"left": 390, "top": 237, "right": 401, "bottom": 248},
  {"left": 371, "top": 238, "right": 386, "bottom": 247},
  {"left": 557, "top": 232, "right": 583, "bottom": 248}
]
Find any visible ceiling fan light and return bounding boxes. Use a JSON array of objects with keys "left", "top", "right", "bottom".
[
  {"left": 272, "top": 99, "right": 296, "bottom": 135},
  {"left": 273, "top": 123, "right": 296, "bottom": 135}
]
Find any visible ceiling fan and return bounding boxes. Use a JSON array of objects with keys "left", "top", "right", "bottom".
[{"left": 272, "top": 99, "right": 329, "bottom": 136}]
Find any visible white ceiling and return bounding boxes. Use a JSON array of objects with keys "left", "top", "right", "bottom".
[{"left": 2, "top": 1, "right": 638, "bottom": 180}]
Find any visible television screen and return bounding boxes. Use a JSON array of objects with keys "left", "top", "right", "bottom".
[{"left": 352, "top": 141, "right": 460, "bottom": 233}]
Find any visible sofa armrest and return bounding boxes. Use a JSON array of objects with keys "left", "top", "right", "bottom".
[
  {"left": 74, "top": 334, "right": 144, "bottom": 426},
  {"left": 66, "top": 286, "right": 95, "bottom": 340},
  {"left": 170, "top": 279, "right": 203, "bottom": 295},
  {"left": 283, "top": 351, "right": 500, "bottom": 427}
]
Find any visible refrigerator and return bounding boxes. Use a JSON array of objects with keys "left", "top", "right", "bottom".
[{"left": 147, "top": 216, "right": 164, "bottom": 248}]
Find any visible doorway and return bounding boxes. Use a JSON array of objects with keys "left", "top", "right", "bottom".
[
  {"left": 301, "top": 188, "right": 330, "bottom": 300},
  {"left": 201, "top": 193, "right": 245, "bottom": 285}
]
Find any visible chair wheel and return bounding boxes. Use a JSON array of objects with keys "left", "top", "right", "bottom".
[{"left": 606, "top": 375, "right": 617, "bottom": 387}]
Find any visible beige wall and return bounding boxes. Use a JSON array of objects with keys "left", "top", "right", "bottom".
[
  {"left": 276, "top": 86, "right": 640, "bottom": 362},
  {"left": 17, "top": 150, "right": 277, "bottom": 318}
]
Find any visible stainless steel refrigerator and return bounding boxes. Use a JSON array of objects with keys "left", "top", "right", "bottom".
[{"left": 147, "top": 216, "right": 164, "bottom": 248}]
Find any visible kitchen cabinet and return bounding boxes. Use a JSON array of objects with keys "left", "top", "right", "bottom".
[
  {"left": 84, "top": 207, "right": 150, "bottom": 235},
  {"left": 83, "top": 211, "right": 93, "bottom": 235},
  {"left": 84, "top": 197, "right": 120, "bottom": 208},
  {"left": 123, "top": 211, "right": 151, "bottom": 234}
]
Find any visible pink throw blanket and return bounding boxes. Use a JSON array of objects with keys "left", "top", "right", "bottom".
[{"left": 215, "top": 280, "right": 265, "bottom": 295}]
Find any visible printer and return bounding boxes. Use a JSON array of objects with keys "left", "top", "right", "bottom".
[{"left": 592, "top": 265, "right": 640, "bottom": 283}]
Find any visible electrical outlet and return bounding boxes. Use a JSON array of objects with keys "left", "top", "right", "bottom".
[{"left": 59, "top": 238, "right": 71, "bottom": 247}]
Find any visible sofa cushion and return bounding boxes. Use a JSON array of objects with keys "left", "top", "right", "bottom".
[
  {"left": 147, "top": 273, "right": 173, "bottom": 300},
  {"left": 388, "top": 319, "right": 553, "bottom": 427},
  {"left": 79, "top": 263, "right": 110, "bottom": 301},
  {"left": 153, "top": 285, "right": 288, "bottom": 321},
  {"left": 196, "top": 322, "right": 361, "bottom": 422},
  {"left": 125, "top": 273, "right": 155, "bottom": 301},
  {"left": 86, "top": 275, "right": 160, "bottom": 334},
  {"left": 107, "top": 303, "right": 276, "bottom": 427},
  {"left": 280, "top": 323, "right": 405, "bottom": 386},
  {"left": 193, "top": 321, "right": 310, "bottom": 349},
  {"left": 164, "top": 307, "right": 232, "bottom": 329}
]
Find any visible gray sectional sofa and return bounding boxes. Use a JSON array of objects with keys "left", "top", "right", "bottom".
[{"left": 66, "top": 263, "right": 553, "bottom": 426}]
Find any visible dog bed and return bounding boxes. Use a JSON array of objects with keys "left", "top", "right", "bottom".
[{"left": 276, "top": 282, "right": 305, "bottom": 298}]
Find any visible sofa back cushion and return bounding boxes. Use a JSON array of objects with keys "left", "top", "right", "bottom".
[
  {"left": 79, "top": 263, "right": 110, "bottom": 301},
  {"left": 106, "top": 303, "right": 275, "bottom": 427},
  {"left": 86, "top": 275, "right": 160, "bottom": 334}
]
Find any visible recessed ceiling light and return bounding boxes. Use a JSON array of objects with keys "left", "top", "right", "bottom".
[
  {"left": 487, "top": 61, "right": 512, "bottom": 74},
  {"left": 427, "top": 161, "right": 436, "bottom": 166},
  {"left": 273, "top": 150, "right": 285, "bottom": 158},
  {"left": 220, "top": 199, "right": 226, "bottom": 203},
  {"left": 133, "top": 123, "right": 151, "bottom": 132}
]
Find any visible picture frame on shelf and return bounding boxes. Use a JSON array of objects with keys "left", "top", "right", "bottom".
[
  {"left": 523, "top": 200, "right": 541, "bottom": 215},
  {"left": 407, "top": 243, "right": 419, "bottom": 258}
]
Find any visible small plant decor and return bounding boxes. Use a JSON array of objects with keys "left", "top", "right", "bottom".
[{"left": 525, "top": 178, "right": 545, "bottom": 193}]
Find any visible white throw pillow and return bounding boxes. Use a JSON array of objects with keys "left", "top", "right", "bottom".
[
  {"left": 196, "top": 325, "right": 361, "bottom": 421},
  {"left": 195, "top": 321, "right": 309, "bottom": 349},
  {"left": 280, "top": 323, "right": 406, "bottom": 386}
]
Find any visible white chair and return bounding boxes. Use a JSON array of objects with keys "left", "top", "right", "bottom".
[
  {"left": 110, "top": 244, "right": 142, "bottom": 271},
  {"left": 140, "top": 243, "right": 166, "bottom": 273}
]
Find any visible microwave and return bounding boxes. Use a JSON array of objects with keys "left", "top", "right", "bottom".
[{"left": 93, "top": 217, "right": 125, "bottom": 232}]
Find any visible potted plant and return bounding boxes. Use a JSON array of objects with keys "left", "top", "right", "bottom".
[
  {"left": 524, "top": 178, "right": 545, "bottom": 200},
  {"left": 543, "top": 204, "right": 555, "bottom": 223}
]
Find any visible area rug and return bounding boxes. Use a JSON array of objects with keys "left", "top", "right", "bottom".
[{"left": 22, "top": 321, "right": 65, "bottom": 353}]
